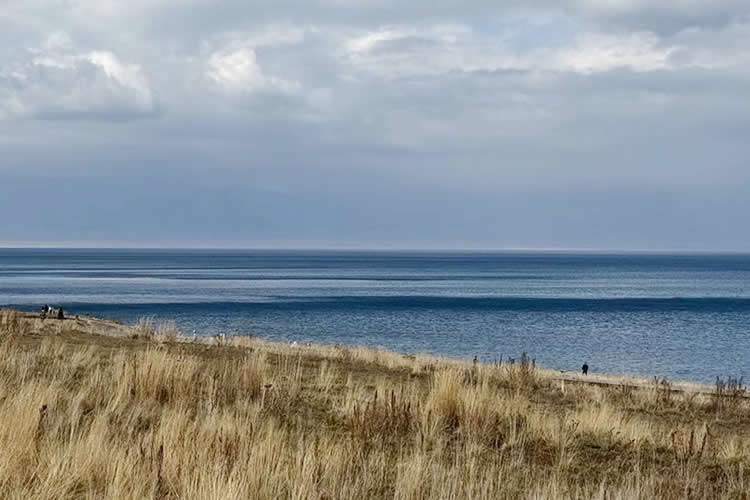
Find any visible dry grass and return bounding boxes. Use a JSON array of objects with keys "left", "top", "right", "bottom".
[{"left": 0, "top": 308, "right": 749, "bottom": 499}]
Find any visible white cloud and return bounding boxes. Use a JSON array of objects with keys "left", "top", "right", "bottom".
[
  {"left": 0, "top": 37, "right": 156, "bottom": 120},
  {"left": 206, "top": 47, "right": 301, "bottom": 94},
  {"left": 204, "top": 28, "right": 304, "bottom": 94},
  {"left": 555, "top": 32, "right": 674, "bottom": 73},
  {"left": 344, "top": 25, "right": 468, "bottom": 54},
  {"left": 343, "top": 25, "right": 692, "bottom": 78},
  {"left": 87, "top": 51, "right": 154, "bottom": 106},
  {"left": 207, "top": 47, "right": 267, "bottom": 91}
]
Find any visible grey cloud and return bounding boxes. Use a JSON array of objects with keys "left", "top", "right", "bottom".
[
  {"left": 66, "top": 1, "right": 750, "bottom": 39},
  {"left": 568, "top": 1, "right": 750, "bottom": 34},
  {"left": 1, "top": 1, "right": 750, "bottom": 248}
]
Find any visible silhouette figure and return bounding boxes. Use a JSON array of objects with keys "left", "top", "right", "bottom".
[
  {"left": 582, "top": 363, "right": 589, "bottom": 376},
  {"left": 57, "top": 307, "right": 65, "bottom": 320}
]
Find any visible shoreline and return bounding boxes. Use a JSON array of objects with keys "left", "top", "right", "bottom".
[{"left": 11, "top": 308, "right": 717, "bottom": 395}]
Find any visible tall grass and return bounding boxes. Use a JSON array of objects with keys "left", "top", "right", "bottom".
[
  {"left": 0, "top": 311, "right": 748, "bottom": 498},
  {"left": 0, "top": 309, "right": 29, "bottom": 336}
]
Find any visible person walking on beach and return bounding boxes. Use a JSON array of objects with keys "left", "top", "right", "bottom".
[{"left": 582, "top": 363, "right": 589, "bottom": 375}]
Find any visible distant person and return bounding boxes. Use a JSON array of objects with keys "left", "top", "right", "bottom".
[
  {"left": 582, "top": 363, "right": 589, "bottom": 376},
  {"left": 40, "top": 305, "right": 48, "bottom": 319},
  {"left": 57, "top": 307, "right": 65, "bottom": 320}
]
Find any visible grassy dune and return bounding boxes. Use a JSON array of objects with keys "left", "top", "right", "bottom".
[{"left": 0, "top": 309, "right": 749, "bottom": 499}]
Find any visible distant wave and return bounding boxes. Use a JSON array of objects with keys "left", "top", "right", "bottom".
[
  {"left": 50, "top": 296, "right": 750, "bottom": 313},
  {"left": 0, "top": 271, "right": 555, "bottom": 281}
]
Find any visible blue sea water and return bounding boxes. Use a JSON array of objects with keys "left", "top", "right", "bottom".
[{"left": 1, "top": 249, "right": 749, "bottom": 383}]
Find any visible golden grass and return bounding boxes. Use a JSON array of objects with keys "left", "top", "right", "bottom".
[{"left": 0, "top": 308, "right": 749, "bottom": 499}]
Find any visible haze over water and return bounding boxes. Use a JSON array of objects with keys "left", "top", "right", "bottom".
[{"left": 2, "top": 248, "right": 749, "bottom": 383}]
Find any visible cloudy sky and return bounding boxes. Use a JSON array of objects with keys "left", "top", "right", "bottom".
[{"left": 1, "top": 1, "right": 749, "bottom": 249}]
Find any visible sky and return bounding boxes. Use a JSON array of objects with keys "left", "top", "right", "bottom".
[{"left": 1, "top": 1, "right": 749, "bottom": 250}]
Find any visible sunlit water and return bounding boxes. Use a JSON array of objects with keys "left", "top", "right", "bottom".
[{"left": 2, "top": 249, "right": 750, "bottom": 383}]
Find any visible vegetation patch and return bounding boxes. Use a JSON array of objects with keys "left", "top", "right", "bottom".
[{"left": 0, "top": 309, "right": 749, "bottom": 499}]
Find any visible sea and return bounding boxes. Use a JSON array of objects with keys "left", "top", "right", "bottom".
[{"left": 1, "top": 248, "right": 749, "bottom": 383}]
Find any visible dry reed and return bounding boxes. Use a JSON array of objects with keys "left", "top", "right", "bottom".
[{"left": 0, "top": 310, "right": 747, "bottom": 499}]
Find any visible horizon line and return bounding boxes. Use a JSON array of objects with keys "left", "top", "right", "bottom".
[{"left": 1, "top": 243, "right": 750, "bottom": 255}]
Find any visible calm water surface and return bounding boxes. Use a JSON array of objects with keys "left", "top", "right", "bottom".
[{"left": 2, "top": 249, "right": 749, "bottom": 383}]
